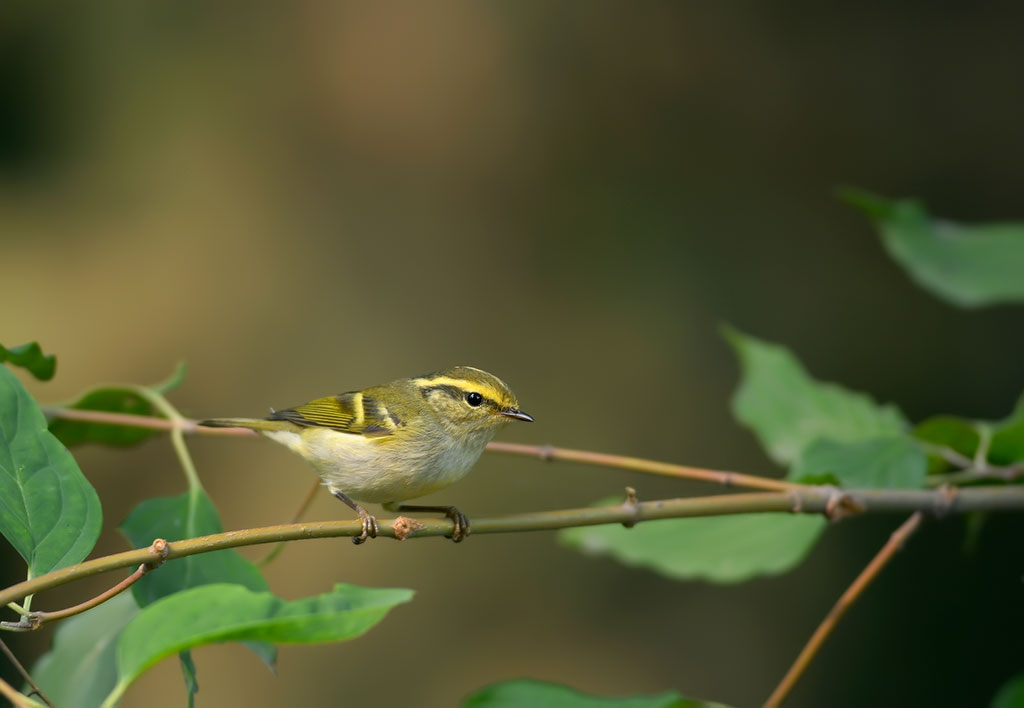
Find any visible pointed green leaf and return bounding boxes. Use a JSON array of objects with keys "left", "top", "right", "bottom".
[
  {"left": 464, "top": 679, "right": 730, "bottom": 708},
  {"left": 791, "top": 436, "right": 928, "bottom": 489},
  {"left": 991, "top": 674, "right": 1024, "bottom": 708},
  {"left": 48, "top": 363, "right": 186, "bottom": 447},
  {"left": 0, "top": 342, "right": 56, "bottom": 381},
  {"left": 724, "top": 327, "right": 907, "bottom": 466},
  {"left": 151, "top": 361, "right": 188, "bottom": 394},
  {"left": 990, "top": 394, "right": 1024, "bottom": 466},
  {"left": 0, "top": 366, "right": 102, "bottom": 576},
  {"left": 113, "top": 583, "right": 413, "bottom": 693},
  {"left": 31, "top": 591, "right": 138, "bottom": 708},
  {"left": 842, "top": 188, "right": 1024, "bottom": 308},
  {"left": 561, "top": 509, "right": 825, "bottom": 584}
]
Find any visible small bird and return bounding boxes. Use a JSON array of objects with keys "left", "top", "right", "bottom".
[{"left": 199, "top": 366, "right": 533, "bottom": 544}]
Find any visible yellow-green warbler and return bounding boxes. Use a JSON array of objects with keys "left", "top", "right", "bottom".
[{"left": 200, "top": 366, "right": 532, "bottom": 543}]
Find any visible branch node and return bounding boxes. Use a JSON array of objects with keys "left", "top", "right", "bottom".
[
  {"left": 538, "top": 445, "right": 556, "bottom": 461},
  {"left": 621, "top": 487, "right": 640, "bottom": 528},
  {"left": 823, "top": 486, "right": 865, "bottom": 521},
  {"left": 1, "top": 614, "right": 40, "bottom": 631},
  {"left": 933, "top": 485, "right": 959, "bottom": 518},
  {"left": 391, "top": 516, "right": 425, "bottom": 541},
  {"left": 145, "top": 538, "right": 170, "bottom": 570}
]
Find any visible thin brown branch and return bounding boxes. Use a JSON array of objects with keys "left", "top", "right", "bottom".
[
  {"left": 485, "top": 441, "right": 802, "bottom": 492},
  {"left": 2, "top": 486, "right": 1021, "bottom": 610},
  {"left": 33, "top": 563, "right": 149, "bottom": 624},
  {"left": 44, "top": 408, "right": 802, "bottom": 491},
  {"left": 42, "top": 407, "right": 256, "bottom": 437},
  {"left": 2, "top": 543, "right": 166, "bottom": 632},
  {"left": 0, "top": 638, "right": 53, "bottom": 708},
  {"left": 762, "top": 512, "right": 925, "bottom": 708},
  {"left": 0, "top": 492, "right": 792, "bottom": 607}
]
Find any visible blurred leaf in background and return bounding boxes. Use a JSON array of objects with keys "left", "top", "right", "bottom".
[
  {"left": 48, "top": 363, "right": 186, "bottom": 447},
  {"left": 843, "top": 188, "right": 1024, "bottom": 308},
  {"left": 463, "top": 679, "right": 727, "bottom": 708},
  {"left": 0, "top": 342, "right": 56, "bottom": 381},
  {"left": 31, "top": 591, "right": 139, "bottom": 708}
]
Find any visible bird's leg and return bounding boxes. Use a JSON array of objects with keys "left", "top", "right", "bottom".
[
  {"left": 331, "top": 489, "right": 378, "bottom": 545},
  {"left": 383, "top": 502, "right": 470, "bottom": 542}
]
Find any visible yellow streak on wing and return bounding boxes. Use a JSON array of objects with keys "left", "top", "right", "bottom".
[
  {"left": 292, "top": 396, "right": 354, "bottom": 429},
  {"left": 352, "top": 392, "right": 365, "bottom": 425}
]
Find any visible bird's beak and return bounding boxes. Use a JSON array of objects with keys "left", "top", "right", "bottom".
[{"left": 501, "top": 408, "right": 534, "bottom": 422}]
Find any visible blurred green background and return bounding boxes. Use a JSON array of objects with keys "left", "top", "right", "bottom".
[{"left": 3, "top": 2, "right": 1024, "bottom": 706}]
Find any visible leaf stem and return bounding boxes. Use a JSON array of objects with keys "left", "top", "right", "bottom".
[
  {"left": 99, "top": 680, "right": 129, "bottom": 708},
  {"left": 762, "top": 512, "right": 924, "bottom": 708},
  {"left": 127, "top": 387, "right": 203, "bottom": 491},
  {"left": 925, "top": 462, "right": 1024, "bottom": 487}
]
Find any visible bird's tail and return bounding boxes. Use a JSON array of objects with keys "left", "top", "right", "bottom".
[{"left": 197, "top": 417, "right": 293, "bottom": 432}]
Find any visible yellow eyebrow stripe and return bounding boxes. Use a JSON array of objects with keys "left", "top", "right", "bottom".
[{"left": 413, "top": 376, "right": 505, "bottom": 402}]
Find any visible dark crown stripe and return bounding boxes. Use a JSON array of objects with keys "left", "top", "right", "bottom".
[{"left": 419, "top": 384, "right": 466, "bottom": 401}]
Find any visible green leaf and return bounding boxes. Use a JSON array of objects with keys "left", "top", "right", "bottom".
[
  {"left": 990, "top": 394, "right": 1024, "bottom": 466},
  {"left": 120, "top": 491, "right": 269, "bottom": 606},
  {"left": 991, "top": 674, "right": 1024, "bottom": 708},
  {"left": 31, "top": 591, "right": 139, "bottom": 708},
  {"left": 724, "top": 327, "right": 907, "bottom": 466},
  {"left": 0, "top": 366, "right": 102, "bottom": 576},
  {"left": 464, "top": 679, "right": 730, "bottom": 708},
  {"left": 48, "top": 363, "right": 187, "bottom": 447},
  {"left": 913, "top": 415, "right": 981, "bottom": 473},
  {"left": 561, "top": 509, "right": 825, "bottom": 584},
  {"left": 112, "top": 583, "right": 413, "bottom": 696},
  {"left": 842, "top": 188, "right": 1024, "bottom": 308},
  {"left": 791, "top": 436, "right": 928, "bottom": 489},
  {"left": 0, "top": 342, "right": 56, "bottom": 381},
  {"left": 913, "top": 395, "right": 1024, "bottom": 471},
  {"left": 120, "top": 490, "right": 277, "bottom": 672}
]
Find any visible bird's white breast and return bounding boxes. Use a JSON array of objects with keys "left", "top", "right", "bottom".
[{"left": 261, "top": 427, "right": 494, "bottom": 504}]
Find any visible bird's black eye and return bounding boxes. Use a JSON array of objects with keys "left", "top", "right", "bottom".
[{"left": 465, "top": 392, "right": 483, "bottom": 407}]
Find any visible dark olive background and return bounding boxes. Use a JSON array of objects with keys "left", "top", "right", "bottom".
[{"left": 3, "top": 3, "right": 1023, "bottom": 707}]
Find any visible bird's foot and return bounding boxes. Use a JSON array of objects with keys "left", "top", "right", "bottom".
[
  {"left": 332, "top": 489, "right": 378, "bottom": 545},
  {"left": 443, "top": 506, "right": 471, "bottom": 543},
  {"left": 352, "top": 507, "right": 379, "bottom": 545}
]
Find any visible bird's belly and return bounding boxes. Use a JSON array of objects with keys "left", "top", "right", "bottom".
[{"left": 264, "top": 428, "right": 486, "bottom": 504}]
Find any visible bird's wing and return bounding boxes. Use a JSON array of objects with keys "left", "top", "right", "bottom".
[{"left": 267, "top": 392, "right": 400, "bottom": 438}]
